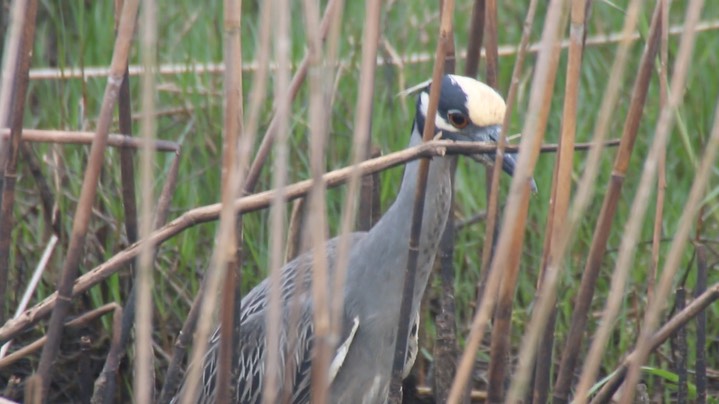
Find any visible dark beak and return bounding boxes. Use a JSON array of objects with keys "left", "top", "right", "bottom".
[{"left": 466, "top": 124, "right": 538, "bottom": 193}]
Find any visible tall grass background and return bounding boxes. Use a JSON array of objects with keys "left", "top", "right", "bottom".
[{"left": 0, "top": 0, "right": 717, "bottom": 402}]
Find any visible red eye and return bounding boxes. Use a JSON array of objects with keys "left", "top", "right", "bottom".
[{"left": 448, "top": 112, "right": 469, "bottom": 129}]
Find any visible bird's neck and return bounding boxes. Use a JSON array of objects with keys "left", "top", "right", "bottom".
[
  {"left": 392, "top": 132, "right": 454, "bottom": 223},
  {"left": 367, "top": 131, "right": 455, "bottom": 309}
]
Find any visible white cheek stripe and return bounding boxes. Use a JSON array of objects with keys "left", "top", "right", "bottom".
[
  {"left": 419, "top": 92, "right": 429, "bottom": 118},
  {"left": 434, "top": 115, "right": 454, "bottom": 131}
]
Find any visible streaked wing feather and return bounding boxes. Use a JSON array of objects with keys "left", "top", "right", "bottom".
[{"left": 175, "top": 233, "right": 367, "bottom": 404}]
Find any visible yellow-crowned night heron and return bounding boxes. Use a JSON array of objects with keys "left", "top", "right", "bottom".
[{"left": 174, "top": 74, "right": 528, "bottom": 403}]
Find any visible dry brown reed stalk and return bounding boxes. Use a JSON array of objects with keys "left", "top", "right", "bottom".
[
  {"left": 0, "top": 0, "right": 38, "bottom": 325},
  {"left": 591, "top": 281, "right": 719, "bottom": 403},
  {"left": 388, "top": 0, "right": 456, "bottom": 400},
  {"left": 219, "top": 0, "right": 280, "bottom": 396},
  {"left": 357, "top": 142, "right": 379, "bottom": 233},
  {"left": 157, "top": 277, "right": 204, "bottom": 402},
  {"left": 87, "top": 0, "right": 146, "bottom": 398},
  {"left": 464, "top": 0, "right": 485, "bottom": 78},
  {"left": 133, "top": 0, "right": 158, "bottom": 401},
  {"left": 456, "top": 211, "right": 487, "bottom": 229},
  {"left": 0, "top": 0, "right": 27, "bottom": 148},
  {"left": 215, "top": 0, "right": 245, "bottom": 401},
  {"left": 301, "top": 0, "right": 334, "bottom": 399},
  {"left": 232, "top": 0, "right": 272, "bottom": 195},
  {"left": 261, "top": 0, "right": 291, "bottom": 400},
  {"left": 285, "top": 199, "right": 308, "bottom": 261},
  {"left": 307, "top": 0, "right": 348, "bottom": 396},
  {"left": 477, "top": 0, "right": 497, "bottom": 269},
  {"left": 24, "top": 377, "right": 41, "bottom": 404},
  {"left": 474, "top": 0, "right": 538, "bottom": 332},
  {"left": 330, "top": 0, "right": 381, "bottom": 393},
  {"left": 574, "top": 0, "right": 704, "bottom": 400},
  {"left": 487, "top": 3, "right": 567, "bottom": 402},
  {"left": 91, "top": 306, "right": 124, "bottom": 404},
  {"left": 646, "top": 0, "right": 669, "bottom": 394},
  {"left": 619, "top": 9, "right": 712, "bottom": 403},
  {"left": 153, "top": 151, "right": 182, "bottom": 245},
  {"left": 0, "top": 129, "right": 179, "bottom": 151},
  {"left": 443, "top": 4, "right": 456, "bottom": 74},
  {"left": 175, "top": 2, "right": 250, "bottom": 404},
  {"left": 478, "top": 13, "right": 641, "bottom": 378},
  {"left": 31, "top": 17, "right": 719, "bottom": 83},
  {"left": 530, "top": 1, "right": 587, "bottom": 401},
  {"left": 113, "top": 8, "right": 141, "bottom": 390},
  {"left": 357, "top": 154, "right": 377, "bottom": 229},
  {"left": 214, "top": 2, "right": 275, "bottom": 398},
  {"left": 243, "top": 0, "right": 341, "bottom": 194},
  {"left": 193, "top": 16, "right": 340, "bottom": 377},
  {"left": 358, "top": 173, "right": 375, "bottom": 231},
  {"left": 99, "top": 147, "right": 181, "bottom": 403},
  {"left": 98, "top": 149, "right": 180, "bottom": 402},
  {"left": 0, "top": 141, "right": 596, "bottom": 342},
  {"left": 0, "top": 336, "right": 42, "bottom": 371},
  {"left": 648, "top": 0, "right": 670, "bottom": 310},
  {"left": 416, "top": 386, "right": 488, "bottom": 400},
  {"left": 115, "top": 0, "right": 139, "bottom": 283},
  {"left": 0, "top": 234, "right": 57, "bottom": 360},
  {"left": 19, "top": 144, "right": 57, "bottom": 235},
  {"left": 478, "top": 4, "right": 498, "bottom": 324},
  {"left": 432, "top": 3, "right": 458, "bottom": 400},
  {"left": 675, "top": 287, "right": 688, "bottom": 402},
  {"left": 695, "top": 244, "right": 708, "bottom": 403},
  {"left": 474, "top": 14, "right": 499, "bottom": 401},
  {"left": 432, "top": 183, "right": 459, "bottom": 403},
  {"left": 33, "top": 0, "right": 140, "bottom": 398},
  {"left": 450, "top": 1, "right": 563, "bottom": 402},
  {"left": 127, "top": 105, "right": 198, "bottom": 122},
  {"left": 483, "top": 0, "right": 498, "bottom": 88},
  {"left": 79, "top": 338, "right": 95, "bottom": 401},
  {"left": 370, "top": 147, "right": 382, "bottom": 226},
  {"left": 322, "top": 0, "right": 344, "bottom": 89},
  {"left": 503, "top": 0, "right": 647, "bottom": 399},
  {"left": 89, "top": 104, "right": 196, "bottom": 128},
  {"left": 0, "top": 303, "right": 119, "bottom": 370}
]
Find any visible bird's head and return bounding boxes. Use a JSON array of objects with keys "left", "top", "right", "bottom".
[{"left": 409, "top": 74, "right": 534, "bottom": 189}]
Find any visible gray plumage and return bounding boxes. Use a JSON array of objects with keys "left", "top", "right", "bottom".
[{"left": 173, "top": 74, "right": 526, "bottom": 403}]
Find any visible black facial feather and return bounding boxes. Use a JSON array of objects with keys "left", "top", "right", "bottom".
[
  {"left": 413, "top": 75, "right": 469, "bottom": 137},
  {"left": 436, "top": 75, "right": 470, "bottom": 119}
]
